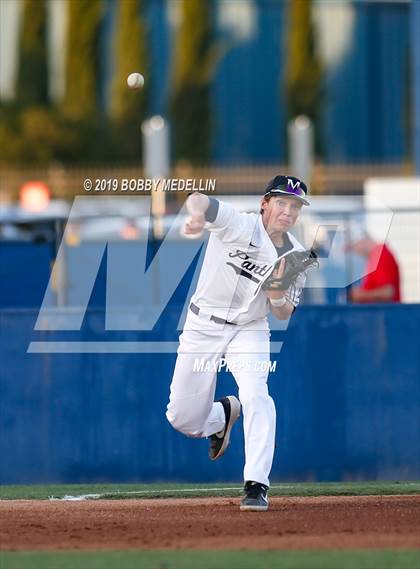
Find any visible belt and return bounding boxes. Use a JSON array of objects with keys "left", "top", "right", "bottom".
[{"left": 189, "top": 302, "right": 237, "bottom": 326}]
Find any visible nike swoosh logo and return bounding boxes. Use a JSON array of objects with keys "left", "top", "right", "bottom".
[
  {"left": 226, "top": 263, "right": 260, "bottom": 283},
  {"left": 249, "top": 242, "right": 258, "bottom": 248}
]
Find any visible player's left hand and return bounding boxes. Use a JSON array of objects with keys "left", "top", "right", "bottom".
[{"left": 265, "top": 258, "right": 287, "bottom": 300}]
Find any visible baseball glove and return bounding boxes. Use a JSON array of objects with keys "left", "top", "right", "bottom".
[{"left": 261, "top": 249, "right": 319, "bottom": 292}]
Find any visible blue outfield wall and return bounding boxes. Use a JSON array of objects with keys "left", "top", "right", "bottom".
[{"left": 0, "top": 305, "right": 419, "bottom": 485}]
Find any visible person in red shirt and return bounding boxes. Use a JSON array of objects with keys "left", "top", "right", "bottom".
[{"left": 348, "top": 228, "right": 401, "bottom": 303}]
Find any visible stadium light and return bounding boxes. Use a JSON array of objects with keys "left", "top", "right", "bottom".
[{"left": 19, "top": 181, "right": 51, "bottom": 212}]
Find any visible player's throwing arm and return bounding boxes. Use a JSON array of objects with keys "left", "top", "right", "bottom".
[{"left": 183, "top": 193, "right": 209, "bottom": 235}]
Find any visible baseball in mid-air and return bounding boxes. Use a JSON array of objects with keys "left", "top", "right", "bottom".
[{"left": 127, "top": 72, "right": 144, "bottom": 89}]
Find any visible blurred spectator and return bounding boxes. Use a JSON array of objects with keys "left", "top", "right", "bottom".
[
  {"left": 120, "top": 218, "right": 140, "bottom": 240},
  {"left": 347, "top": 226, "right": 401, "bottom": 303}
]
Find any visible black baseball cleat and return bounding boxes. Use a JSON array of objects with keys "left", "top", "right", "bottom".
[
  {"left": 208, "top": 396, "right": 241, "bottom": 461},
  {"left": 240, "top": 481, "right": 269, "bottom": 511}
]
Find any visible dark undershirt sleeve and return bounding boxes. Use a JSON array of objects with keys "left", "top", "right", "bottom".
[
  {"left": 204, "top": 197, "right": 219, "bottom": 223},
  {"left": 275, "top": 236, "right": 296, "bottom": 311}
]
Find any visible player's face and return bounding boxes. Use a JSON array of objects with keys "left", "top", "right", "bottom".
[{"left": 261, "top": 196, "right": 302, "bottom": 233}]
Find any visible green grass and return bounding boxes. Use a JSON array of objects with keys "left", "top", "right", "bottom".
[
  {"left": 1, "top": 481, "right": 419, "bottom": 500},
  {"left": 1, "top": 550, "right": 419, "bottom": 569}
]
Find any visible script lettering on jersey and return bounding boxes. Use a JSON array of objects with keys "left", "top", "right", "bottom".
[{"left": 228, "top": 249, "right": 271, "bottom": 278}]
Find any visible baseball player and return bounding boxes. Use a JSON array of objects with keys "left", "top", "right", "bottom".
[{"left": 166, "top": 175, "right": 311, "bottom": 511}]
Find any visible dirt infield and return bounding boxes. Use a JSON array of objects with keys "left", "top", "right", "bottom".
[{"left": 1, "top": 495, "right": 419, "bottom": 551}]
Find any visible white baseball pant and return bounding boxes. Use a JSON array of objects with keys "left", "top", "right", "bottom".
[{"left": 166, "top": 309, "right": 276, "bottom": 487}]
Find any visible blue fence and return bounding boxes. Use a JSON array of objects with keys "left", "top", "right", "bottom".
[
  {"left": 1, "top": 304, "right": 419, "bottom": 485},
  {"left": 0, "top": 242, "right": 54, "bottom": 308}
]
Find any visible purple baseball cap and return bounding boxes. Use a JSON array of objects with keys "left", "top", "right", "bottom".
[{"left": 263, "top": 175, "right": 310, "bottom": 205}]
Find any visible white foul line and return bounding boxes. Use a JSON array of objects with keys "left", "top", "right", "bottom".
[{"left": 49, "top": 485, "right": 296, "bottom": 501}]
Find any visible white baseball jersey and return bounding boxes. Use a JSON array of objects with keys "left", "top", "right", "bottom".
[{"left": 190, "top": 199, "right": 306, "bottom": 325}]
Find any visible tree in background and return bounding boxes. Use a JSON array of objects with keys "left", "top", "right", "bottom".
[
  {"left": 0, "top": 0, "right": 71, "bottom": 165},
  {"left": 16, "top": 0, "right": 49, "bottom": 106},
  {"left": 63, "top": 0, "right": 103, "bottom": 120},
  {"left": 169, "top": 0, "right": 217, "bottom": 165},
  {"left": 110, "top": 0, "right": 149, "bottom": 162},
  {"left": 60, "top": 0, "right": 118, "bottom": 163},
  {"left": 285, "top": 0, "right": 323, "bottom": 153}
]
